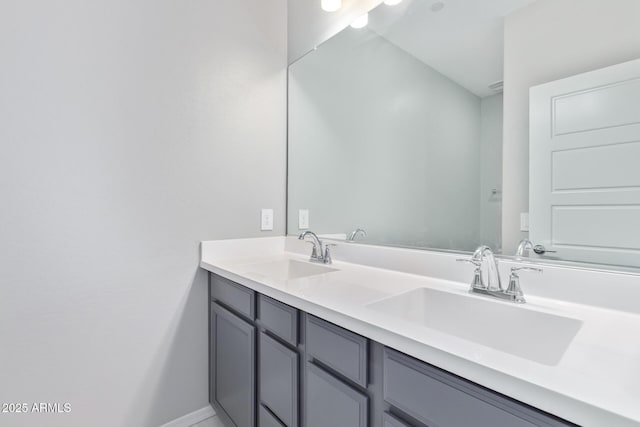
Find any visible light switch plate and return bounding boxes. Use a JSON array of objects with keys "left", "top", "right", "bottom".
[
  {"left": 298, "top": 209, "right": 309, "bottom": 230},
  {"left": 520, "top": 212, "right": 529, "bottom": 232},
  {"left": 261, "top": 209, "right": 274, "bottom": 231}
]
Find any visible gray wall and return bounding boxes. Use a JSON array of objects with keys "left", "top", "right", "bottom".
[
  {"left": 0, "top": 1, "right": 286, "bottom": 426},
  {"left": 501, "top": 0, "right": 640, "bottom": 253},
  {"left": 288, "top": 29, "right": 482, "bottom": 251}
]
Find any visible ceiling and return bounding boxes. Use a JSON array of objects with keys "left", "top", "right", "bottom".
[{"left": 368, "top": 0, "right": 537, "bottom": 97}]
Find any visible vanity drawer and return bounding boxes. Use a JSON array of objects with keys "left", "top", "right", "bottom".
[
  {"left": 383, "top": 348, "right": 573, "bottom": 427},
  {"left": 259, "top": 332, "right": 299, "bottom": 427},
  {"left": 305, "top": 315, "right": 368, "bottom": 387},
  {"left": 260, "top": 404, "right": 286, "bottom": 427},
  {"left": 383, "top": 412, "right": 413, "bottom": 427},
  {"left": 258, "top": 294, "right": 298, "bottom": 346},
  {"left": 210, "top": 274, "right": 255, "bottom": 320}
]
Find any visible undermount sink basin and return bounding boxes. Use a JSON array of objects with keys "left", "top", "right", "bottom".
[
  {"left": 239, "top": 259, "right": 338, "bottom": 281},
  {"left": 367, "top": 287, "right": 582, "bottom": 366}
]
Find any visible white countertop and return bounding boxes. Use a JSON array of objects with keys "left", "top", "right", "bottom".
[{"left": 200, "top": 236, "right": 640, "bottom": 427}]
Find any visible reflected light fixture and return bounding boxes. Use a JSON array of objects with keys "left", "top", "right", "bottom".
[
  {"left": 350, "top": 13, "right": 369, "bottom": 29},
  {"left": 384, "top": 0, "right": 403, "bottom": 5},
  {"left": 321, "top": 0, "right": 341, "bottom": 12}
]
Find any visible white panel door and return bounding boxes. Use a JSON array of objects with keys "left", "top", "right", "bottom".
[{"left": 529, "top": 58, "right": 640, "bottom": 267}]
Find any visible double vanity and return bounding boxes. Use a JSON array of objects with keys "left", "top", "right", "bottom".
[{"left": 201, "top": 236, "right": 640, "bottom": 427}]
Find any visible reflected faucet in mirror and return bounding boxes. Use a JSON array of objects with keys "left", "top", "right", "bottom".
[
  {"left": 516, "top": 239, "right": 535, "bottom": 258},
  {"left": 348, "top": 228, "right": 367, "bottom": 242}
]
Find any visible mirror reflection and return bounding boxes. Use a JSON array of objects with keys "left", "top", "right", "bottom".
[{"left": 287, "top": 0, "right": 640, "bottom": 269}]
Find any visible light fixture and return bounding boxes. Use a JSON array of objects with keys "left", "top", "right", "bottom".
[
  {"left": 321, "top": 0, "right": 341, "bottom": 12},
  {"left": 384, "top": 0, "right": 403, "bottom": 5},
  {"left": 350, "top": 13, "right": 369, "bottom": 29}
]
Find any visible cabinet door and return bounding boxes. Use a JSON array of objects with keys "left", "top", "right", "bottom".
[
  {"left": 305, "top": 362, "right": 368, "bottom": 427},
  {"left": 260, "top": 405, "right": 286, "bottom": 427},
  {"left": 211, "top": 302, "right": 256, "bottom": 427},
  {"left": 259, "top": 332, "right": 298, "bottom": 427}
]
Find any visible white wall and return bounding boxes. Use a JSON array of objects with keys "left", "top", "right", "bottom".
[
  {"left": 0, "top": 1, "right": 286, "bottom": 426},
  {"left": 501, "top": 0, "right": 640, "bottom": 253},
  {"left": 288, "top": 0, "right": 382, "bottom": 63},
  {"left": 479, "top": 94, "right": 503, "bottom": 252},
  {"left": 288, "top": 29, "right": 482, "bottom": 251}
]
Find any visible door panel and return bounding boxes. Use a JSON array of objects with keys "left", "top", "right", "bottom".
[{"left": 529, "top": 58, "right": 640, "bottom": 267}]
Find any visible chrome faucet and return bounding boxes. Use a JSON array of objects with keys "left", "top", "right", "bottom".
[
  {"left": 298, "top": 231, "right": 334, "bottom": 264},
  {"left": 458, "top": 245, "right": 541, "bottom": 303},
  {"left": 348, "top": 228, "right": 367, "bottom": 241},
  {"left": 472, "top": 245, "right": 502, "bottom": 291},
  {"left": 516, "top": 239, "right": 535, "bottom": 258}
]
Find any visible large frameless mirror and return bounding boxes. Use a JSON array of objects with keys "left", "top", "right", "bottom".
[{"left": 287, "top": 0, "right": 640, "bottom": 271}]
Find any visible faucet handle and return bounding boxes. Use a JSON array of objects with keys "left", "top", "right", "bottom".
[
  {"left": 456, "top": 258, "right": 485, "bottom": 290},
  {"left": 505, "top": 266, "right": 542, "bottom": 304},
  {"left": 456, "top": 258, "right": 482, "bottom": 267},
  {"left": 323, "top": 243, "right": 337, "bottom": 264}
]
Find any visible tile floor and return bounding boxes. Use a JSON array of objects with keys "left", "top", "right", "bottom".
[{"left": 191, "top": 416, "right": 225, "bottom": 427}]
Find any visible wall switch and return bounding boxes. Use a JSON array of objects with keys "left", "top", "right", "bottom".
[
  {"left": 520, "top": 212, "right": 530, "bottom": 232},
  {"left": 261, "top": 209, "right": 274, "bottom": 231},
  {"left": 298, "top": 209, "right": 309, "bottom": 230}
]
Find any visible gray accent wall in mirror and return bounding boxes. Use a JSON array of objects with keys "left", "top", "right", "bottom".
[{"left": 287, "top": 0, "right": 640, "bottom": 270}]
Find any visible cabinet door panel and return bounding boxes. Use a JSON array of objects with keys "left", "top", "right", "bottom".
[
  {"left": 211, "top": 274, "right": 256, "bottom": 319},
  {"left": 306, "top": 315, "right": 368, "bottom": 387},
  {"left": 260, "top": 332, "right": 298, "bottom": 427},
  {"left": 258, "top": 294, "right": 298, "bottom": 345},
  {"left": 260, "top": 405, "right": 286, "bottom": 427},
  {"left": 305, "top": 362, "right": 368, "bottom": 427},
  {"left": 211, "top": 302, "right": 256, "bottom": 427}
]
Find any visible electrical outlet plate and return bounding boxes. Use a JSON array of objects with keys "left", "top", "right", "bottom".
[
  {"left": 261, "top": 209, "right": 274, "bottom": 231},
  {"left": 298, "top": 209, "right": 309, "bottom": 230}
]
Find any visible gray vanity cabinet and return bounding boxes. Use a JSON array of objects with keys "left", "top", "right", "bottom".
[
  {"left": 209, "top": 273, "right": 575, "bottom": 427},
  {"left": 210, "top": 274, "right": 302, "bottom": 427},
  {"left": 210, "top": 302, "right": 256, "bottom": 427}
]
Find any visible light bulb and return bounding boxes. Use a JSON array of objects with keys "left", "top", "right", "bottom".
[
  {"left": 321, "top": 0, "right": 341, "bottom": 12},
  {"left": 350, "top": 13, "right": 369, "bottom": 29},
  {"left": 384, "top": 0, "right": 403, "bottom": 5}
]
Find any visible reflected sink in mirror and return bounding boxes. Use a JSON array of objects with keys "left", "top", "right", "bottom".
[
  {"left": 239, "top": 259, "right": 338, "bottom": 282},
  {"left": 367, "top": 287, "right": 582, "bottom": 365}
]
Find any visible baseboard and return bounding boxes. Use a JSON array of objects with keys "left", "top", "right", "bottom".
[{"left": 159, "top": 405, "right": 216, "bottom": 427}]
